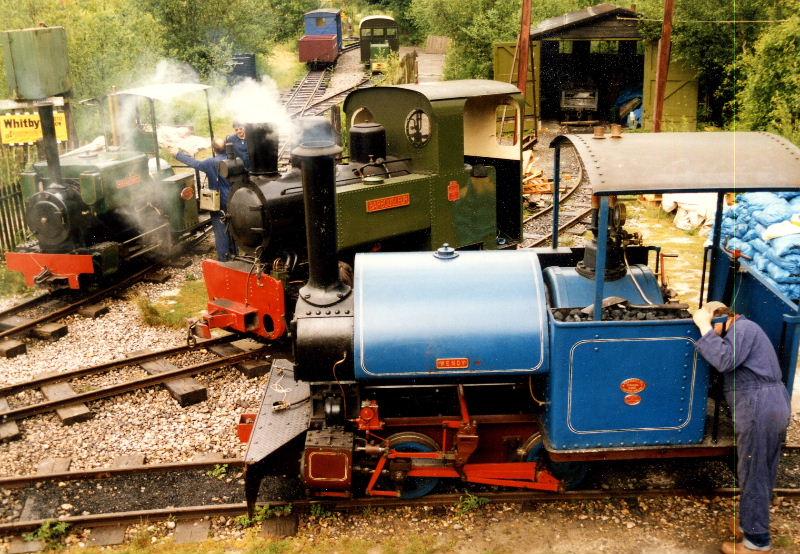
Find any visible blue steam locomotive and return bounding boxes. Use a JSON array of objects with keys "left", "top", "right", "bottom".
[{"left": 243, "top": 131, "right": 800, "bottom": 507}]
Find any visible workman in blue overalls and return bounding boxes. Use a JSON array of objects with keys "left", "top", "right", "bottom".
[
  {"left": 172, "top": 139, "right": 237, "bottom": 261},
  {"left": 226, "top": 122, "right": 251, "bottom": 171},
  {"left": 692, "top": 301, "right": 791, "bottom": 554}
]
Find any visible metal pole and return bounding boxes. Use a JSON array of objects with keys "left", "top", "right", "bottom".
[
  {"left": 148, "top": 99, "right": 161, "bottom": 173},
  {"left": 652, "top": 0, "right": 676, "bottom": 132},
  {"left": 205, "top": 89, "right": 215, "bottom": 146},
  {"left": 593, "top": 196, "right": 609, "bottom": 321},
  {"left": 706, "top": 192, "right": 725, "bottom": 302},
  {"left": 552, "top": 145, "right": 561, "bottom": 248}
]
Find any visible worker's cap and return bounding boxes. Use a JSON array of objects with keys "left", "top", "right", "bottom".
[{"left": 703, "top": 301, "right": 730, "bottom": 317}]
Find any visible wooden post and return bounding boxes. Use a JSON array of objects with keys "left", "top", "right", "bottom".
[
  {"left": 652, "top": 0, "right": 675, "bottom": 132},
  {"left": 517, "top": 0, "right": 532, "bottom": 97},
  {"left": 515, "top": 0, "right": 532, "bottom": 140}
]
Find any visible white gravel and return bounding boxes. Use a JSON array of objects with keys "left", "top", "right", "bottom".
[
  {"left": 0, "top": 366, "right": 269, "bottom": 474},
  {"left": 0, "top": 239, "right": 273, "bottom": 475}
]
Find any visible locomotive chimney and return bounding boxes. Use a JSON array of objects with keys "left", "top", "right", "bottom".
[
  {"left": 36, "top": 102, "right": 63, "bottom": 185},
  {"left": 293, "top": 139, "right": 350, "bottom": 306},
  {"left": 245, "top": 122, "right": 279, "bottom": 176}
]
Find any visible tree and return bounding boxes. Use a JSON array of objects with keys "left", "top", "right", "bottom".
[
  {"left": 737, "top": 14, "right": 800, "bottom": 144},
  {"left": 0, "top": 0, "right": 164, "bottom": 99},
  {"left": 409, "top": 0, "right": 522, "bottom": 79}
]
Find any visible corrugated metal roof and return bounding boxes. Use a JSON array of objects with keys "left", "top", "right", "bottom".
[
  {"left": 531, "top": 3, "right": 638, "bottom": 39},
  {"left": 394, "top": 80, "right": 520, "bottom": 101},
  {"left": 550, "top": 132, "right": 800, "bottom": 194}
]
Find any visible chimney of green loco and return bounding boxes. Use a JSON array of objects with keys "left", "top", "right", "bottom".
[{"left": 35, "top": 102, "right": 63, "bottom": 186}]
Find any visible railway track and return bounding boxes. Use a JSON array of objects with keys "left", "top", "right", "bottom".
[
  {"left": 0, "top": 335, "right": 271, "bottom": 433},
  {"left": 281, "top": 69, "right": 330, "bottom": 116},
  {"left": 0, "top": 223, "right": 213, "bottom": 358},
  {"left": 0, "top": 264, "right": 158, "bottom": 357},
  {"left": 519, "top": 143, "right": 593, "bottom": 249},
  {"left": 1, "top": 451, "right": 798, "bottom": 536},
  {"left": 278, "top": 73, "right": 371, "bottom": 166},
  {"left": 289, "top": 76, "right": 371, "bottom": 118}
]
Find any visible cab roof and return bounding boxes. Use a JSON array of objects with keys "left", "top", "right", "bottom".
[
  {"left": 360, "top": 15, "right": 396, "bottom": 24},
  {"left": 394, "top": 80, "right": 521, "bottom": 101},
  {"left": 112, "top": 83, "right": 211, "bottom": 101},
  {"left": 550, "top": 132, "right": 800, "bottom": 194}
]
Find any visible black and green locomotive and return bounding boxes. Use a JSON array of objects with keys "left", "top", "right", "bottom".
[
  {"left": 6, "top": 86, "right": 209, "bottom": 290},
  {"left": 198, "top": 80, "right": 525, "bottom": 340}
]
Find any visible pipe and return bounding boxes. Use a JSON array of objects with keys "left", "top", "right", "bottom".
[
  {"left": 246, "top": 123, "right": 279, "bottom": 176},
  {"left": 293, "top": 139, "right": 348, "bottom": 306},
  {"left": 35, "top": 102, "right": 63, "bottom": 185}
]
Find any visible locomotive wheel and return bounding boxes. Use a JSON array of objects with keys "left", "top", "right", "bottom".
[
  {"left": 519, "top": 433, "right": 589, "bottom": 490},
  {"left": 386, "top": 432, "right": 441, "bottom": 499}
]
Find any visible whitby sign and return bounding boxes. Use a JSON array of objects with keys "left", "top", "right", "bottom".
[{"left": 0, "top": 112, "right": 68, "bottom": 145}]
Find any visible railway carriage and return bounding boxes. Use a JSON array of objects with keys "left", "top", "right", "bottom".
[
  {"left": 242, "top": 130, "right": 800, "bottom": 508},
  {"left": 198, "top": 80, "right": 524, "bottom": 341},
  {"left": 358, "top": 15, "right": 399, "bottom": 72}
]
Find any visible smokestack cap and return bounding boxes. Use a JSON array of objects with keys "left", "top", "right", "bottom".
[{"left": 292, "top": 141, "right": 342, "bottom": 159}]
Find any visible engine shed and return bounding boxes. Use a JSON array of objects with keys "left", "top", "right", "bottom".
[{"left": 493, "top": 3, "right": 700, "bottom": 130}]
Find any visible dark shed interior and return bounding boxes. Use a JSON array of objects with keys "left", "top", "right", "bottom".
[{"left": 533, "top": 4, "right": 644, "bottom": 123}]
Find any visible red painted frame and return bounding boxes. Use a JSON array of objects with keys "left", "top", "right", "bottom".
[
  {"left": 362, "top": 386, "right": 562, "bottom": 496},
  {"left": 5, "top": 252, "right": 95, "bottom": 289},
  {"left": 201, "top": 260, "right": 287, "bottom": 340}
]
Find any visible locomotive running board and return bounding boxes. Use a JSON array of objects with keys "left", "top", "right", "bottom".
[{"left": 244, "top": 359, "right": 311, "bottom": 513}]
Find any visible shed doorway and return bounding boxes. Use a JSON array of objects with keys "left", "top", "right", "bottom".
[{"left": 539, "top": 38, "right": 644, "bottom": 124}]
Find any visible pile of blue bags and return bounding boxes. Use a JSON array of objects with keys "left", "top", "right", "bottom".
[{"left": 720, "top": 192, "right": 800, "bottom": 301}]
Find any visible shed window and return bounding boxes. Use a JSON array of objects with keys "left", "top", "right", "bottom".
[
  {"left": 386, "top": 28, "right": 397, "bottom": 36},
  {"left": 590, "top": 40, "right": 619, "bottom": 54},
  {"left": 362, "top": 28, "right": 372, "bottom": 37},
  {"left": 559, "top": 41, "right": 573, "bottom": 54},
  {"left": 373, "top": 28, "right": 385, "bottom": 37},
  {"left": 316, "top": 17, "right": 327, "bottom": 28}
]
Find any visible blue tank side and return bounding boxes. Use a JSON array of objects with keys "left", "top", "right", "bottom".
[
  {"left": 353, "top": 251, "right": 549, "bottom": 380},
  {"left": 544, "top": 315, "right": 711, "bottom": 449}
]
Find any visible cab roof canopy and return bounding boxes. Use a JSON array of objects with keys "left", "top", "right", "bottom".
[
  {"left": 550, "top": 132, "right": 800, "bottom": 195},
  {"left": 395, "top": 79, "right": 520, "bottom": 102},
  {"left": 112, "top": 83, "right": 211, "bottom": 101}
]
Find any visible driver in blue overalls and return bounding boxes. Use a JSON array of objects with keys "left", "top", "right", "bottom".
[{"left": 692, "top": 301, "right": 791, "bottom": 554}]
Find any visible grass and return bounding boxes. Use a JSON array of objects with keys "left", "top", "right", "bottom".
[
  {"left": 136, "top": 279, "right": 208, "bottom": 328},
  {"left": 0, "top": 261, "right": 33, "bottom": 298},
  {"left": 454, "top": 491, "right": 489, "bottom": 515},
  {"left": 206, "top": 463, "right": 228, "bottom": 480},
  {"left": 23, "top": 520, "right": 70, "bottom": 547},
  {"left": 263, "top": 42, "right": 307, "bottom": 90},
  {"left": 236, "top": 503, "right": 293, "bottom": 529}
]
